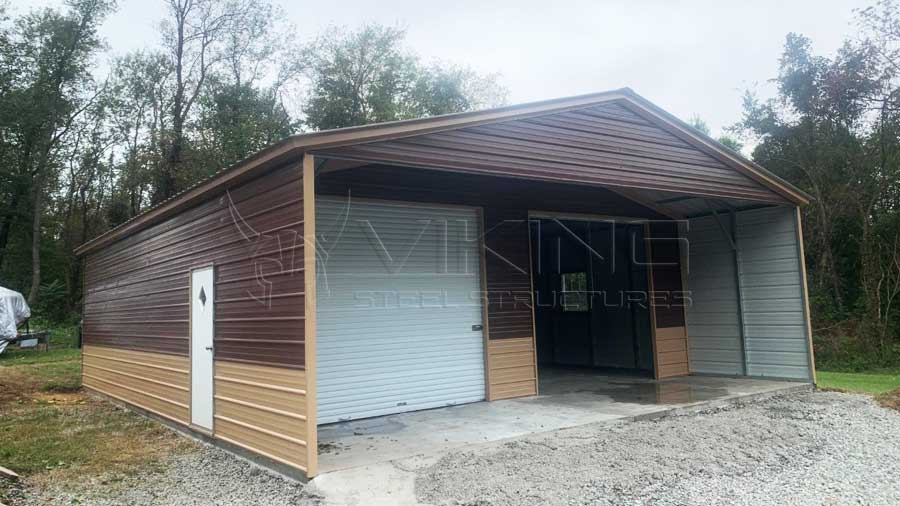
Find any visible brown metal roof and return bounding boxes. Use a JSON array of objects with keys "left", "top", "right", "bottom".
[
  {"left": 312, "top": 101, "right": 782, "bottom": 203},
  {"left": 75, "top": 88, "right": 810, "bottom": 256}
]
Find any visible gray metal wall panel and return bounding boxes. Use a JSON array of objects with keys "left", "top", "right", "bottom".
[
  {"left": 316, "top": 197, "right": 486, "bottom": 424},
  {"left": 685, "top": 215, "right": 744, "bottom": 375},
  {"left": 736, "top": 207, "right": 813, "bottom": 380}
]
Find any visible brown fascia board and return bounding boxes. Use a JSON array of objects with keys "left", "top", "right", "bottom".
[{"left": 75, "top": 87, "right": 808, "bottom": 256}]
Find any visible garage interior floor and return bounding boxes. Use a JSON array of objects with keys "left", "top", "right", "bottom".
[{"left": 316, "top": 368, "right": 809, "bottom": 474}]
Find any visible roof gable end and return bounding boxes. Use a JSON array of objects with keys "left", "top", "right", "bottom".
[
  {"left": 76, "top": 89, "right": 808, "bottom": 256},
  {"left": 311, "top": 96, "right": 791, "bottom": 205}
]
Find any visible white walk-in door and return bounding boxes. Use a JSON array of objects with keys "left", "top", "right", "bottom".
[
  {"left": 316, "top": 197, "right": 486, "bottom": 424},
  {"left": 191, "top": 266, "right": 215, "bottom": 430}
]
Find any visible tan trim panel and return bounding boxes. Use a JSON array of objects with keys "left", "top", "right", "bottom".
[
  {"left": 487, "top": 337, "right": 538, "bottom": 400},
  {"left": 653, "top": 326, "right": 690, "bottom": 379},
  {"left": 213, "top": 360, "right": 308, "bottom": 472},
  {"left": 83, "top": 348, "right": 310, "bottom": 474},
  {"left": 82, "top": 345, "right": 190, "bottom": 424}
]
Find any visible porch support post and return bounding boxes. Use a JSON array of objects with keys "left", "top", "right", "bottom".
[
  {"left": 643, "top": 222, "right": 660, "bottom": 380},
  {"left": 705, "top": 199, "right": 748, "bottom": 376},
  {"left": 730, "top": 210, "right": 749, "bottom": 376},
  {"left": 477, "top": 209, "right": 493, "bottom": 400},
  {"left": 303, "top": 153, "right": 318, "bottom": 477},
  {"left": 677, "top": 220, "right": 692, "bottom": 374}
]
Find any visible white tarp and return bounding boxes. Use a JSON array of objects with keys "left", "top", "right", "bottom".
[{"left": 0, "top": 286, "right": 30, "bottom": 340}]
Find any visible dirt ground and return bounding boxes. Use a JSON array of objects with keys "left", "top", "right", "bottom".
[
  {"left": 878, "top": 387, "right": 900, "bottom": 411},
  {"left": 0, "top": 350, "right": 195, "bottom": 505}
]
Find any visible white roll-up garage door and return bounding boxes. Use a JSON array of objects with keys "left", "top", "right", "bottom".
[{"left": 316, "top": 197, "right": 486, "bottom": 424}]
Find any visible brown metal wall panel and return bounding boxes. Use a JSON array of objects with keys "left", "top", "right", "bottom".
[
  {"left": 85, "top": 166, "right": 300, "bottom": 272},
  {"left": 77, "top": 91, "right": 808, "bottom": 260},
  {"left": 649, "top": 222, "right": 686, "bottom": 329},
  {"left": 483, "top": 208, "right": 534, "bottom": 341},
  {"left": 83, "top": 164, "right": 305, "bottom": 368},
  {"left": 317, "top": 164, "right": 666, "bottom": 219},
  {"left": 314, "top": 99, "right": 786, "bottom": 204},
  {"left": 647, "top": 223, "right": 690, "bottom": 378},
  {"left": 580, "top": 102, "right": 654, "bottom": 125}
]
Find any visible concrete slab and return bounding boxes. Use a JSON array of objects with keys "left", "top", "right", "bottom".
[
  {"left": 317, "top": 370, "right": 807, "bottom": 475},
  {"left": 306, "top": 457, "right": 426, "bottom": 506}
]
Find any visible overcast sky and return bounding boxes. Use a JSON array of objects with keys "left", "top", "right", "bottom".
[{"left": 20, "top": 0, "right": 868, "bottom": 138}]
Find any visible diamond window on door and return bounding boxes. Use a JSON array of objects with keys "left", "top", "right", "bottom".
[{"left": 198, "top": 286, "right": 207, "bottom": 310}]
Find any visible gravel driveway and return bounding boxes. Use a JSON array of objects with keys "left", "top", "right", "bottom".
[
  {"left": 17, "top": 445, "right": 322, "bottom": 506},
  {"left": 11, "top": 390, "right": 900, "bottom": 505},
  {"left": 416, "top": 391, "right": 900, "bottom": 505}
]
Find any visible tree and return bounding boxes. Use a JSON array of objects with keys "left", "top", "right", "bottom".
[
  {"left": 687, "top": 115, "right": 744, "bottom": 152},
  {"left": 0, "top": 5, "right": 509, "bottom": 314},
  {"left": 57, "top": 96, "right": 117, "bottom": 311},
  {"left": 0, "top": 2, "right": 18, "bottom": 274},
  {"left": 303, "top": 24, "right": 508, "bottom": 130},
  {"left": 189, "top": 0, "right": 300, "bottom": 177},
  {"left": 732, "top": 18, "right": 900, "bottom": 363},
  {"left": 155, "top": 0, "right": 276, "bottom": 203},
  {"left": 0, "top": 0, "right": 113, "bottom": 303},
  {"left": 106, "top": 51, "right": 172, "bottom": 222},
  {"left": 192, "top": 81, "right": 296, "bottom": 174}
]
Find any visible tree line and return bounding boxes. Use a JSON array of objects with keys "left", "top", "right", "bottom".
[
  {"left": 731, "top": 1, "right": 900, "bottom": 368},
  {"left": 4, "top": 0, "right": 900, "bottom": 369},
  {"left": 0, "top": 0, "right": 507, "bottom": 321}
]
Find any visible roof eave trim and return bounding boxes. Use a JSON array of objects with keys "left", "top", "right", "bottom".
[
  {"left": 75, "top": 87, "right": 809, "bottom": 256},
  {"left": 75, "top": 90, "right": 634, "bottom": 256},
  {"left": 74, "top": 140, "right": 303, "bottom": 256}
]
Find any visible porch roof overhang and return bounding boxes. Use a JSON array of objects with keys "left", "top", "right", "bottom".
[{"left": 75, "top": 88, "right": 810, "bottom": 256}]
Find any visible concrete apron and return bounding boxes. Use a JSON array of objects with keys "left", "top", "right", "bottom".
[{"left": 308, "top": 376, "right": 812, "bottom": 506}]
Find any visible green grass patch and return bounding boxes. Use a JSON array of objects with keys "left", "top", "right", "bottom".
[
  {"left": 817, "top": 370, "right": 900, "bottom": 394},
  {"left": 0, "top": 346, "right": 81, "bottom": 366},
  {"left": 33, "top": 358, "right": 83, "bottom": 392}
]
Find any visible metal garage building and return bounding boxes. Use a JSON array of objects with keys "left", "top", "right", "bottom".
[{"left": 76, "top": 88, "right": 815, "bottom": 479}]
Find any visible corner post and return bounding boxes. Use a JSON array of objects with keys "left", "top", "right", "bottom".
[
  {"left": 302, "top": 154, "right": 318, "bottom": 476},
  {"left": 794, "top": 206, "right": 817, "bottom": 384}
]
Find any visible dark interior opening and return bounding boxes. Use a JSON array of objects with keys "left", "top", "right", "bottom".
[{"left": 530, "top": 218, "right": 654, "bottom": 378}]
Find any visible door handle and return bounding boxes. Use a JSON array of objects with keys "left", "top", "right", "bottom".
[
  {"left": 205, "top": 346, "right": 213, "bottom": 351},
  {"left": 471, "top": 324, "right": 483, "bottom": 331}
]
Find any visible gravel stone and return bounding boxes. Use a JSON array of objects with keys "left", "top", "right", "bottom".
[
  {"left": 415, "top": 391, "right": 900, "bottom": 506},
  {"left": 21, "top": 444, "right": 321, "bottom": 506},
  {"left": 14, "top": 390, "right": 900, "bottom": 505}
]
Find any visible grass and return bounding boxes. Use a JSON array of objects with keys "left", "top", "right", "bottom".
[
  {"left": 817, "top": 369, "right": 900, "bottom": 395},
  {"left": 0, "top": 329, "right": 195, "bottom": 503},
  {"left": 816, "top": 367, "right": 900, "bottom": 414}
]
